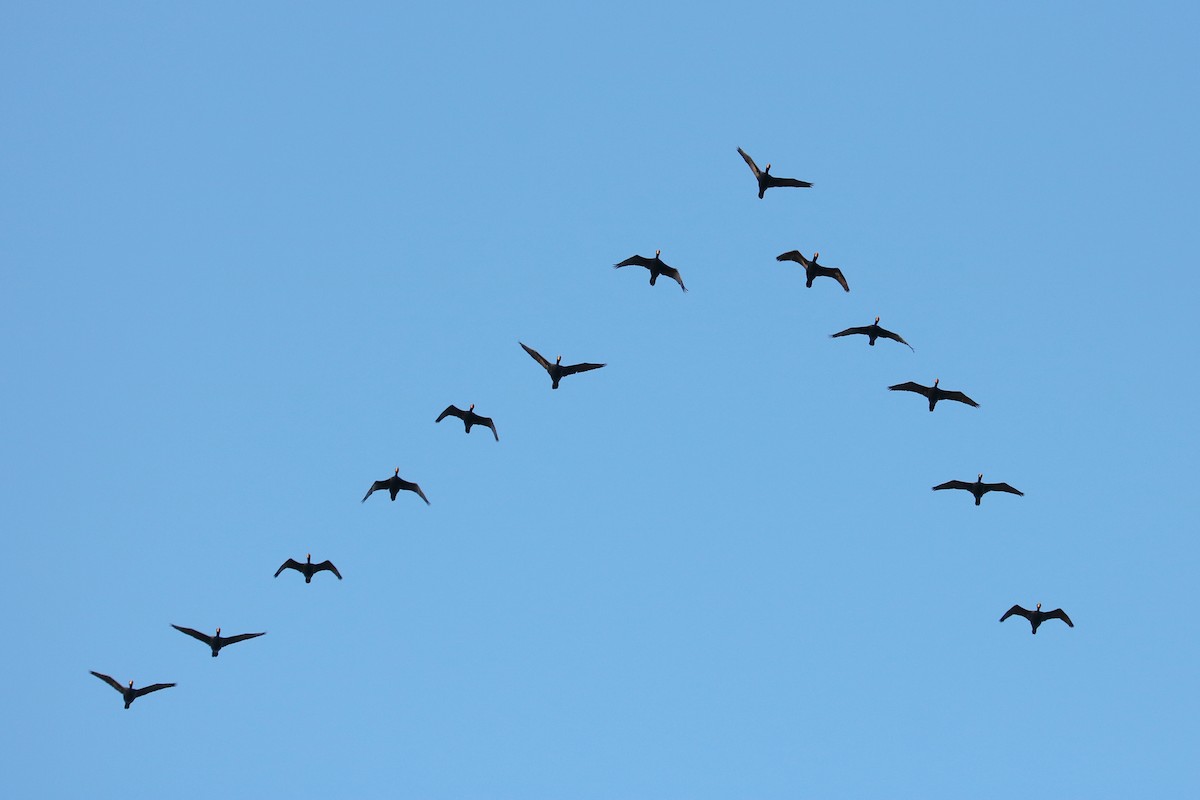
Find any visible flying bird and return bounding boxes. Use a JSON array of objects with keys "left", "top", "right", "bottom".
[
  {"left": 737, "top": 147, "right": 812, "bottom": 198},
  {"left": 831, "top": 317, "right": 913, "bottom": 350},
  {"left": 275, "top": 553, "right": 342, "bottom": 583},
  {"left": 520, "top": 342, "right": 605, "bottom": 390},
  {"left": 999, "top": 603, "right": 1074, "bottom": 634},
  {"left": 775, "top": 250, "right": 850, "bottom": 292},
  {"left": 888, "top": 379, "right": 979, "bottom": 412},
  {"left": 362, "top": 468, "right": 430, "bottom": 504},
  {"left": 90, "top": 671, "right": 175, "bottom": 709},
  {"left": 171, "top": 625, "right": 266, "bottom": 657},
  {"left": 613, "top": 250, "right": 687, "bottom": 292},
  {"left": 436, "top": 404, "right": 499, "bottom": 441},
  {"left": 933, "top": 474, "right": 1023, "bottom": 505}
]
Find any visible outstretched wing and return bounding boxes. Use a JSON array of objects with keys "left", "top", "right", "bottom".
[
  {"left": 314, "top": 560, "right": 343, "bottom": 579},
  {"left": 222, "top": 631, "right": 266, "bottom": 646},
  {"left": 436, "top": 405, "right": 465, "bottom": 423},
  {"left": 660, "top": 266, "right": 687, "bottom": 292},
  {"left": 821, "top": 266, "right": 850, "bottom": 292},
  {"left": 561, "top": 362, "right": 606, "bottom": 377},
  {"left": 90, "top": 671, "right": 125, "bottom": 694},
  {"left": 941, "top": 389, "right": 979, "bottom": 408},
  {"left": 737, "top": 147, "right": 761, "bottom": 177},
  {"left": 519, "top": 342, "right": 551, "bottom": 371},
  {"left": 1043, "top": 608, "right": 1074, "bottom": 627},
  {"left": 477, "top": 415, "right": 499, "bottom": 441},
  {"left": 877, "top": 327, "right": 914, "bottom": 351},
  {"left": 984, "top": 482, "right": 1023, "bottom": 497},
  {"left": 362, "top": 480, "right": 388, "bottom": 503},
  {"left": 402, "top": 480, "right": 431, "bottom": 505},
  {"left": 776, "top": 250, "right": 810, "bottom": 267},
  {"left": 613, "top": 254, "right": 654, "bottom": 269},
  {"left": 888, "top": 382, "right": 931, "bottom": 397},
  {"left": 132, "top": 683, "right": 176, "bottom": 699},
  {"left": 831, "top": 325, "right": 871, "bottom": 339},
  {"left": 171, "top": 624, "right": 212, "bottom": 645},
  {"left": 274, "top": 559, "right": 302, "bottom": 578},
  {"left": 932, "top": 480, "right": 973, "bottom": 492},
  {"left": 767, "top": 176, "right": 813, "bottom": 189},
  {"left": 999, "top": 604, "right": 1032, "bottom": 623}
]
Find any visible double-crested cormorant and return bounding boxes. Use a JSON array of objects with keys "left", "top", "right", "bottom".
[
  {"left": 775, "top": 251, "right": 850, "bottom": 292},
  {"left": 888, "top": 378, "right": 979, "bottom": 411},
  {"left": 171, "top": 625, "right": 266, "bottom": 657},
  {"left": 933, "top": 473, "right": 1023, "bottom": 505},
  {"left": 613, "top": 250, "right": 687, "bottom": 292},
  {"left": 831, "top": 317, "right": 912, "bottom": 350},
  {"left": 362, "top": 468, "right": 430, "bottom": 504},
  {"left": 520, "top": 342, "right": 605, "bottom": 390},
  {"left": 275, "top": 553, "right": 342, "bottom": 583},
  {"left": 436, "top": 404, "right": 499, "bottom": 441},
  {"left": 1000, "top": 603, "right": 1074, "bottom": 634},
  {"left": 90, "top": 671, "right": 175, "bottom": 709},
  {"left": 737, "top": 147, "right": 812, "bottom": 198}
]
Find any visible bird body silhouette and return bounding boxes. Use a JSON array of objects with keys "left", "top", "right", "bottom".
[
  {"left": 775, "top": 250, "right": 850, "bottom": 292},
  {"left": 737, "top": 147, "right": 812, "bottom": 198},
  {"left": 171, "top": 625, "right": 266, "bottom": 657},
  {"left": 520, "top": 342, "right": 605, "bottom": 390},
  {"left": 275, "top": 553, "right": 342, "bottom": 583},
  {"left": 1000, "top": 603, "right": 1073, "bottom": 634},
  {"left": 832, "top": 317, "right": 912, "bottom": 350},
  {"left": 888, "top": 378, "right": 978, "bottom": 412},
  {"left": 436, "top": 404, "right": 499, "bottom": 440},
  {"left": 613, "top": 250, "right": 687, "bottom": 292},
  {"left": 91, "top": 671, "right": 175, "bottom": 709},
  {"left": 362, "top": 468, "right": 430, "bottom": 504},
  {"left": 933, "top": 474, "right": 1023, "bottom": 505}
]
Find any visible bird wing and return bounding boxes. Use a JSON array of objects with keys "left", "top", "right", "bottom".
[
  {"left": 90, "top": 671, "right": 125, "bottom": 693},
  {"left": 737, "top": 147, "right": 761, "bottom": 177},
  {"left": 402, "top": 480, "right": 431, "bottom": 505},
  {"left": 476, "top": 415, "right": 499, "bottom": 441},
  {"left": 222, "top": 631, "right": 266, "bottom": 646},
  {"left": 999, "top": 604, "right": 1032, "bottom": 623},
  {"left": 519, "top": 342, "right": 551, "bottom": 372},
  {"left": 831, "top": 325, "right": 871, "bottom": 339},
  {"left": 613, "top": 254, "right": 654, "bottom": 269},
  {"left": 877, "top": 327, "right": 914, "bottom": 350},
  {"left": 171, "top": 624, "right": 212, "bottom": 645},
  {"left": 132, "top": 683, "right": 176, "bottom": 698},
  {"left": 561, "top": 361, "right": 606, "bottom": 377},
  {"left": 436, "top": 405, "right": 465, "bottom": 423},
  {"left": 766, "top": 176, "right": 813, "bottom": 189},
  {"left": 776, "top": 250, "right": 810, "bottom": 267},
  {"left": 315, "top": 561, "right": 343, "bottom": 579},
  {"left": 362, "top": 480, "right": 388, "bottom": 503},
  {"left": 888, "top": 381, "right": 931, "bottom": 397},
  {"left": 984, "top": 482, "right": 1024, "bottom": 496},
  {"left": 660, "top": 266, "right": 687, "bottom": 292},
  {"left": 932, "top": 480, "right": 973, "bottom": 492},
  {"left": 1043, "top": 608, "right": 1074, "bottom": 627},
  {"left": 941, "top": 389, "right": 979, "bottom": 408},
  {"left": 274, "top": 558, "right": 302, "bottom": 578},
  {"left": 820, "top": 266, "right": 850, "bottom": 292}
]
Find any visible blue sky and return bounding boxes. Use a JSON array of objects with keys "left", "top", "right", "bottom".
[{"left": 2, "top": 2, "right": 1197, "bottom": 797}]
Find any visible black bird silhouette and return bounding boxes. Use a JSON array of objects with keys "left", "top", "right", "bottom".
[
  {"left": 737, "top": 147, "right": 812, "bottom": 198},
  {"left": 831, "top": 317, "right": 913, "bottom": 350},
  {"left": 933, "top": 473, "right": 1023, "bottom": 505},
  {"left": 275, "top": 553, "right": 342, "bottom": 583},
  {"left": 520, "top": 342, "right": 605, "bottom": 390},
  {"left": 1000, "top": 603, "right": 1074, "bottom": 634},
  {"left": 775, "top": 250, "right": 850, "bottom": 292},
  {"left": 171, "top": 625, "right": 266, "bottom": 657},
  {"left": 90, "top": 671, "right": 175, "bottom": 709},
  {"left": 888, "top": 378, "right": 979, "bottom": 412},
  {"left": 613, "top": 250, "right": 687, "bottom": 292},
  {"left": 362, "top": 468, "right": 430, "bottom": 504},
  {"left": 436, "top": 404, "right": 499, "bottom": 441}
]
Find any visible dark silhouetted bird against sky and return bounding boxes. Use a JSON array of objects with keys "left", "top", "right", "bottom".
[
  {"left": 171, "top": 625, "right": 266, "bottom": 657},
  {"left": 613, "top": 250, "right": 687, "bottom": 292},
  {"left": 436, "top": 404, "right": 499, "bottom": 441},
  {"left": 737, "top": 147, "right": 812, "bottom": 198},
  {"left": 888, "top": 378, "right": 978, "bottom": 412},
  {"left": 831, "top": 317, "right": 912, "bottom": 350},
  {"left": 275, "top": 553, "right": 342, "bottom": 583},
  {"left": 520, "top": 342, "right": 605, "bottom": 390},
  {"left": 933, "top": 474, "right": 1023, "bottom": 505},
  {"left": 1000, "top": 603, "right": 1074, "bottom": 634},
  {"left": 90, "top": 671, "right": 175, "bottom": 709},
  {"left": 362, "top": 468, "right": 430, "bottom": 504},
  {"left": 775, "top": 250, "right": 850, "bottom": 292}
]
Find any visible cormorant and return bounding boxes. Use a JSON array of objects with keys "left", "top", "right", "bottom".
[
  {"left": 171, "top": 625, "right": 266, "bottom": 657},
  {"left": 775, "top": 250, "right": 850, "bottom": 292},
  {"left": 90, "top": 671, "right": 175, "bottom": 709},
  {"left": 888, "top": 379, "right": 978, "bottom": 411},
  {"left": 933, "top": 474, "right": 1023, "bottom": 505},
  {"left": 362, "top": 468, "right": 430, "bottom": 504},
  {"left": 737, "top": 147, "right": 813, "bottom": 198},
  {"left": 831, "top": 317, "right": 912, "bottom": 350},
  {"left": 613, "top": 250, "right": 687, "bottom": 292},
  {"left": 435, "top": 404, "right": 499, "bottom": 441},
  {"left": 1000, "top": 603, "right": 1073, "bottom": 634},
  {"left": 275, "top": 553, "right": 343, "bottom": 583},
  {"left": 519, "top": 342, "right": 605, "bottom": 390}
]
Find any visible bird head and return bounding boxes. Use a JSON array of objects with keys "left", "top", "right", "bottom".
[
  {"left": 215, "top": 627, "right": 221, "bottom": 636},
  {"left": 874, "top": 316, "right": 881, "bottom": 324},
  {"left": 765, "top": 163, "right": 772, "bottom": 173},
  {"left": 128, "top": 680, "right": 134, "bottom": 689},
  {"left": 655, "top": 249, "right": 661, "bottom": 257},
  {"left": 977, "top": 473, "right": 984, "bottom": 481},
  {"left": 469, "top": 404, "right": 475, "bottom": 411},
  {"left": 812, "top": 251, "right": 819, "bottom": 260},
  {"left": 556, "top": 355, "right": 562, "bottom": 365},
  {"left": 394, "top": 468, "right": 400, "bottom": 476},
  {"left": 933, "top": 378, "right": 940, "bottom": 387},
  {"left": 1036, "top": 603, "right": 1042, "bottom": 611},
  {"left": 306, "top": 553, "right": 312, "bottom": 561}
]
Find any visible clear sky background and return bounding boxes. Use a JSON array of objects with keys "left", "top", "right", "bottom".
[{"left": 2, "top": 2, "right": 1197, "bottom": 797}]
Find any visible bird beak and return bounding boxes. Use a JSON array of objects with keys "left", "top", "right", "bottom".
[
  {"left": 875, "top": 316, "right": 880, "bottom": 323},
  {"left": 655, "top": 249, "right": 661, "bottom": 256}
]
